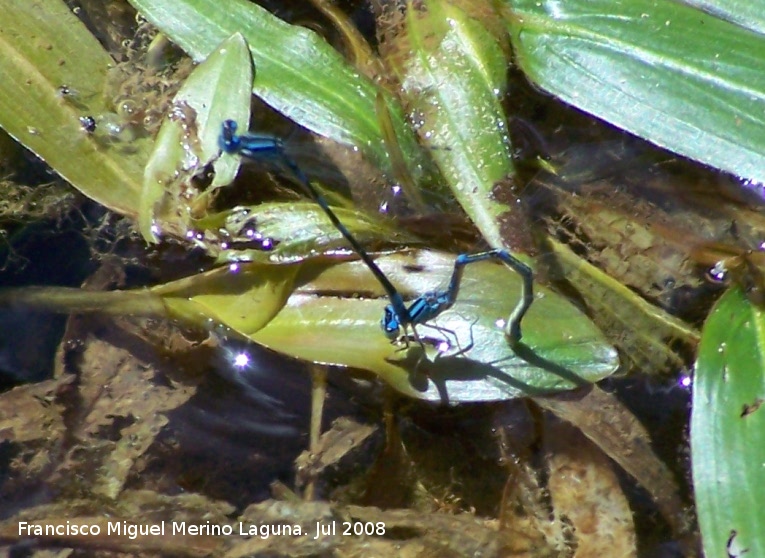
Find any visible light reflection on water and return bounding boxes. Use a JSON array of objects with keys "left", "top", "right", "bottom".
[{"left": 158, "top": 338, "right": 361, "bottom": 505}]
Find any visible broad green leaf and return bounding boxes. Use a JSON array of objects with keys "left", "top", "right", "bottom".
[
  {"left": 0, "top": 0, "right": 151, "bottom": 216},
  {"left": 126, "top": 0, "right": 436, "bottom": 187},
  {"left": 253, "top": 250, "right": 618, "bottom": 402},
  {"left": 691, "top": 287, "right": 765, "bottom": 556},
  {"left": 386, "top": 0, "right": 516, "bottom": 248},
  {"left": 0, "top": 249, "right": 618, "bottom": 402},
  {"left": 507, "top": 0, "right": 765, "bottom": 182},
  {"left": 139, "top": 33, "right": 252, "bottom": 242},
  {"left": 183, "top": 33, "right": 251, "bottom": 189}
]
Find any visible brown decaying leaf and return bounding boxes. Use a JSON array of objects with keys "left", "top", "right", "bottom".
[
  {"left": 227, "top": 500, "right": 512, "bottom": 557},
  {"left": 544, "top": 415, "right": 637, "bottom": 558},
  {"left": 0, "top": 376, "right": 69, "bottom": 492},
  {"left": 1, "top": 256, "right": 207, "bottom": 511},
  {"left": 295, "top": 416, "right": 383, "bottom": 499},
  {"left": 535, "top": 386, "right": 694, "bottom": 550},
  {"left": 43, "top": 311, "right": 201, "bottom": 500}
]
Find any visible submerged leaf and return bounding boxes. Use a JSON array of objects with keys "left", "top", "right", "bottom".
[
  {"left": 692, "top": 287, "right": 765, "bottom": 556},
  {"left": 544, "top": 416, "right": 637, "bottom": 556},
  {"left": 192, "top": 202, "right": 420, "bottom": 264},
  {"left": 543, "top": 239, "right": 699, "bottom": 375},
  {"left": 537, "top": 387, "right": 691, "bottom": 541}
]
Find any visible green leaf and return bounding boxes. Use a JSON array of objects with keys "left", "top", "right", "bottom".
[
  {"left": 126, "top": 0, "right": 433, "bottom": 185},
  {"left": 0, "top": 249, "right": 618, "bottom": 402},
  {"left": 192, "top": 201, "right": 420, "bottom": 264},
  {"left": 691, "top": 287, "right": 765, "bottom": 556},
  {"left": 683, "top": 0, "right": 765, "bottom": 35},
  {"left": 0, "top": 261, "right": 298, "bottom": 337},
  {"left": 252, "top": 250, "right": 618, "bottom": 402},
  {"left": 0, "top": 0, "right": 151, "bottom": 216},
  {"left": 387, "top": 0, "right": 516, "bottom": 248},
  {"left": 139, "top": 33, "right": 252, "bottom": 242},
  {"left": 182, "top": 33, "right": 251, "bottom": 189},
  {"left": 153, "top": 261, "right": 299, "bottom": 335},
  {"left": 507, "top": 0, "right": 765, "bottom": 182}
]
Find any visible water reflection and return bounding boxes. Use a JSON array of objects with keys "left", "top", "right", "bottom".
[{"left": 162, "top": 339, "right": 360, "bottom": 506}]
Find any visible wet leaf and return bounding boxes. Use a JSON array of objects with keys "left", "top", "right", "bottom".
[
  {"left": 384, "top": 0, "right": 515, "bottom": 248},
  {"left": 192, "top": 201, "right": 420, "bottom": 264},
  {"left": 252, "top": 250, "right": 618, "bottom": 402},
  {"left": 0, "top": 0, "right": 152, "bottom": 216},
  {"left": 681, "top": 0, "right": 765, "bottom": 35},
  {"left": 140, "top": 33, "right": 252, "bottom": 242},
  {"left": 507, "top": 0, "right": 765, "bottom": 182},
  {"left": 0, "top": 250, "right": 617, "bottom": 402},
  {"left": 153, "top": 260, "right": 300, "bottom": 336},
  {"left": 57, "top": 320, "right": 199, "bottom": 500},
  {"left": 0, "top": 380, "right": 66, "bottom": 444},
  {"left": 192, "top": 35, "right": 251, "bottom": 189},
  {"left": 127, "top": 0, "right": 434, "bottom": 186},
  {"left": 0, "top": 378, "right": 69, "bottom": 493},
  {"left": 691, "top": 287, "right": 765, "bottom": 556}
]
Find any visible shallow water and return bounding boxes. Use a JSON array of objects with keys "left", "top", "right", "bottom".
[{"left": 3, "top": 1, "right": 764, "bottom": 556}]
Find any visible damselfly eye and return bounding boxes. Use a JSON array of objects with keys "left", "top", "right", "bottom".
[{"left": 382, "top": 305, "right": 400, "bottom": 340}]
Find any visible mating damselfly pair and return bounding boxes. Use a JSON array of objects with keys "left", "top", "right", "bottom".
[{"left": 218, "top": 120, "right": 533, "bottom": 351}]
